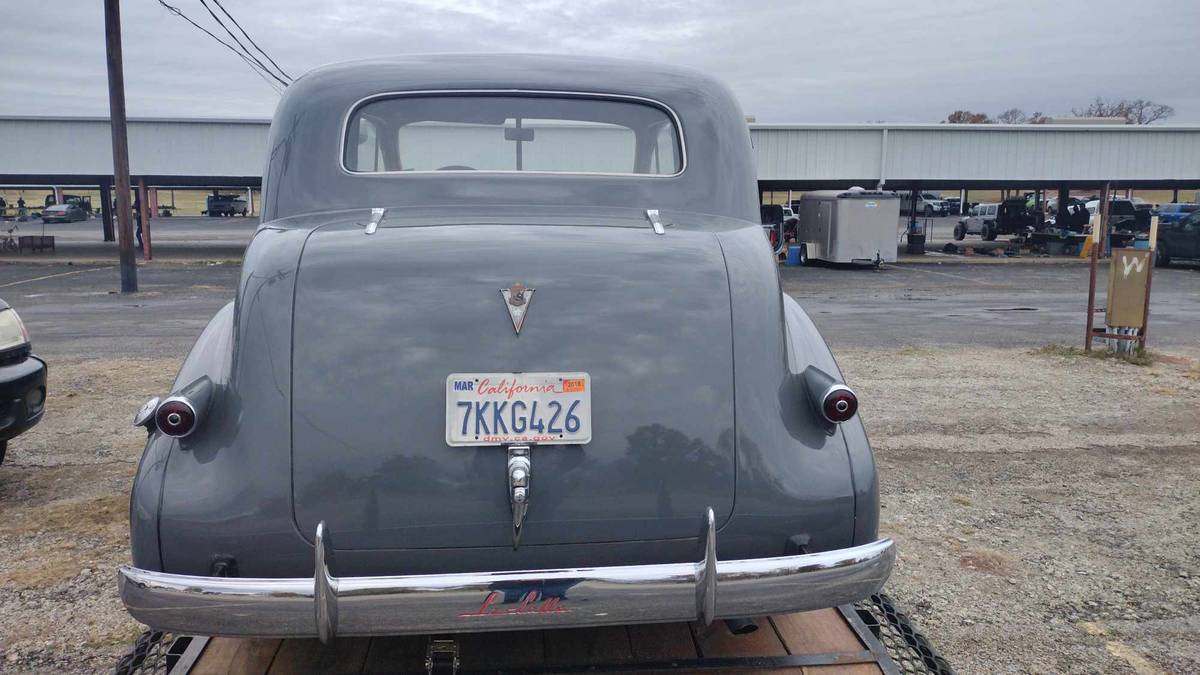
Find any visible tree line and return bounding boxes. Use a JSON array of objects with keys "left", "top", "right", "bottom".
[{"left": 945, "top": 98, "right": 1174, "bottom": 125}]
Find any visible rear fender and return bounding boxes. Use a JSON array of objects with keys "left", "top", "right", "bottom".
[
  {"left": 782, "top": 295, "right": 879, "bottom": 546},
  {"left": 130, "top": 300, "right": 234, "bottom": 571},
  {"left": 717, "top": 226, "right": 857, "bottom": 559},
  {"left": 134, "top": 227, "right": 316, "bottom": 577}
]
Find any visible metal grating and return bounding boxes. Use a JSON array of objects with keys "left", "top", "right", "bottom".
[
  {"left": 111, "top": 631, "right": 189, "bottom": 675},
  {"left": 854, "top": 593, "right": 956, "bottom": 675}
]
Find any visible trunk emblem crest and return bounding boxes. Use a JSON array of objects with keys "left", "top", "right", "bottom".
[{"left": 500, "top": 283, "right": 534, "bottom": 335}]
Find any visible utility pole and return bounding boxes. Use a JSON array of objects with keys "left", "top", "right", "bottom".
[{"left": 104, "top": 0, "right": 137, "bottom": 292}]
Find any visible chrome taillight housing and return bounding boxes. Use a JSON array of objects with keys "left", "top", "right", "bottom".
[
  {"left": 155, "top": 397, "right": 198, "bottom": 437},
  {"left": 801, "top": 366, "right": 859, "bottom": 433},
  {"left": 820, "top": 384, "right": 858, "bottom": 424},
  {"left": 134, "top": 376, "right": 214, "bottom": 438}
]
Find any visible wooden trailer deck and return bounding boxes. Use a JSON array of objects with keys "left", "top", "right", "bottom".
[{"left": 169, "top": 606, "right": 901, "bottom": 674}]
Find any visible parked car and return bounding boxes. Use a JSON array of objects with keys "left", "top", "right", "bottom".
[
  {"left": 0, "top": 299, "right": 47, "bottom": 466},
  {"left": 205, "top": 194, "right": 249, "bottom": 216},
  {"left": 1157, "top": 203, "right": 1199, "bottom": 224},
  {"left": 1085, "top": 198, "right": 1150, "bottom": 234},
  {"left": 899, "top": 191, "right": 949, "bottom": 217},
  {"left": 954, "top": 198, "right": 1039, "bottom": 240},
  {"left": 41, "top": 203, "right": 87, "bottom": 223},
  {"left": 62, "top": 194, "right": 93, "bottom": 215},
  {"left": 941, "top": 197, "right": 961, "bottom": 214},
  {"left": 118, "top": 54, "right": 894, "bottom": 641},
  {"left": 955, "top": 203, "right": 997, "bottom": 240},
  {"left": 1156, "top": 208, "right": 1200, "bottom": 267}
]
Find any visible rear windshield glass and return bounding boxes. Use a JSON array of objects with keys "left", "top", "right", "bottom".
[{"left": 343, "top": 95, "right": 682, "bottom": 175}]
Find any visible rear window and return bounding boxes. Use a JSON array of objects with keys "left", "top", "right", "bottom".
[{"left": 343, "top": 94, "right": 683, "bottom": 176}]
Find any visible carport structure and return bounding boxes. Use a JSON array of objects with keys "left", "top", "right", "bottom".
[
  {"left": 0, "top": 116, "right": 263, "bottom": 245},
  {"left": 752, "top": 122, "right": 1200, "bottom": 224},
  {"left": 3, "top": 117, "right": 1200, "bottom": 236}
]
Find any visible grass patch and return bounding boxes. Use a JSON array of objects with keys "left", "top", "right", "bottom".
[
  {"left": 1034, "top": 343, "right": 1154, "bottom": 366},
  {"left": 9, "top": 494, "right": 128, "bottom": 537},
  {"left": 958, "top": 548, "right": 1016, "bottom": 577},
  {"left": 0, "top": 541, "right": 83, "bottom": 589}
]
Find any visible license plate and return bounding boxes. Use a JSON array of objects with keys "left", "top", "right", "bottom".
[{"left": 445, "top": 372, "right": 591, "bottom": 446}]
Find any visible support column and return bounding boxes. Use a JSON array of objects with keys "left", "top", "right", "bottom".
[
  {"left": 1057, "top": 186, "right": 1070, "bottom": 228},
  {"left": 53, "top": 186, "right": 63, "bottom": 205},
  {"left": 1171, "top": 188, "right": 1178, "bottom": 204},
  {"left": 148, "top": 188, "right": 159, "bottom": 220},
  {"left": 99, "top": 181, "right": 115, "bottom": 242},
  {"left": 959, "top": 188, "right": 967, "bottom": 215},
  {"left": 137, "top": 178, "right": 152, "bottom": 260}
]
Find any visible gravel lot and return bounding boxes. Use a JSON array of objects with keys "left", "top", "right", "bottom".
[{"left": 0, "top": 261, "right": 1196, "bottom": 673}]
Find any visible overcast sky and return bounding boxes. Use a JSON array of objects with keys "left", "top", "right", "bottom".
[{"left": 2, "top": 0, "right": 1198, "bottom": 123}]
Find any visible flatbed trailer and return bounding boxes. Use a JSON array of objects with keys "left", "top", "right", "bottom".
[{"left": 116, "top": 594, "right": 952, "bottom": 674}]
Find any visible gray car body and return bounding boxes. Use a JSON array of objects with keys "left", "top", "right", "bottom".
[{"left": 129, "top": 54, "right": 879, "bottom": 580}]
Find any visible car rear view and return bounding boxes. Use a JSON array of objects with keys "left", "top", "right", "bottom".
[{"left": 119, "top": 54, "right": 891, "bottom": 641}]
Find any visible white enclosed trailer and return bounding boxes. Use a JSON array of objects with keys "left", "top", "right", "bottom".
[{"left": 795, "top": 188, "right": 900, "bottom": 266}]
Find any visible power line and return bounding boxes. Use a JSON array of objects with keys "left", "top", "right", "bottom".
[
  {"left": 155, "top": 0, "right": 286, "bottom": 92},
  {"left": 210, "top": 0, "right": 292, "bottom": 82},
  {"left": 197, "top": 0, "right": 290, "bottom": 86}
]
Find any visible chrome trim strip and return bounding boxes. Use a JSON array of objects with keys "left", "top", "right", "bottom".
[
  {"left": 118, "top": 513, "right": 894, "bottom": 640},
  {"left": 645, "top": 209, "right": 666, "bottom": 235},
  {"left": 338, "top": 89, "right": 687, "bottom": 179},
  {"left": 363, "top": 207, "right": 385, "bottom": 235}
]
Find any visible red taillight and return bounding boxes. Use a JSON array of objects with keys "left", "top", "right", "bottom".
[
  {"left": 155, "top": 398, "right": 197, "bottom": 437},
  {"left": 821, "top": 385, "right": 858, "bottom": 424}
]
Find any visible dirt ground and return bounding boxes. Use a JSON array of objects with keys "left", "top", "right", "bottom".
[
  {"left": 843, "top": 347, "right": 1200, "bottom": 675},
  {"left": 0, "top": 348, "right": 1196, "bottom": 673}
]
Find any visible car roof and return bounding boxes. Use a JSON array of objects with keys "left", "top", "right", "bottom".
[{"left": 261, "top": 54, "right": 757, "bottom": 223}]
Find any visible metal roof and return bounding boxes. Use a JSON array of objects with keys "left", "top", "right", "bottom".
[{"left": 3, "top": 116, "right": 1199, "bottom": 189}]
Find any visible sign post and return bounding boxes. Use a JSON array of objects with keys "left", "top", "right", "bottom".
[{"left": 1085, "top": 202, "right": 1155, "bottom": 352}]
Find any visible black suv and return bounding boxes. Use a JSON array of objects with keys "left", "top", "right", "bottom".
[
  {"left": 205, "top": 194, "right": 249, "bottom": 217},
  {"left": 1156, "top": 209, "right": 1200, "bottom": 267}
]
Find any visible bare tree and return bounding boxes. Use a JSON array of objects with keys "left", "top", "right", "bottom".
[
  {"left": 1027, "top": 111, "right": 1050, "bottom": 124},
  {"left": 996, "top": 108, "right": 1027, "bottom": 124},
  {"left": 1071, "top": 97, "right": 1175, "bottom": 124},
  {"left": 945, "top": 110, "right": 992, "bottom": 124}
]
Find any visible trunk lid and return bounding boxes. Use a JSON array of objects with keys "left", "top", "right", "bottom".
[{"left": 290, "top": 217, "right": 736, "bottom": 550}]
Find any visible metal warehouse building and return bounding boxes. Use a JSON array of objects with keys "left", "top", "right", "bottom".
[{"left": 2, "top": 115, "right": 1199, "bottom": 199}]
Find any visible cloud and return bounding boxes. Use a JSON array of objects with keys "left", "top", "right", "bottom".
[{"left": 1, "top": 0, "right": 1196, "bottom": 122}]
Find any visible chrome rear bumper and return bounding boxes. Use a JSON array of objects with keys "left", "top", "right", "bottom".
[{"left": 118, "top": 509, "right": 894, "bottom": 641}]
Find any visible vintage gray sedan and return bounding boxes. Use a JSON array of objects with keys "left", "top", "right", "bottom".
[{"left": 119, "top": 55, "right": 893, "bottom": 641}]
